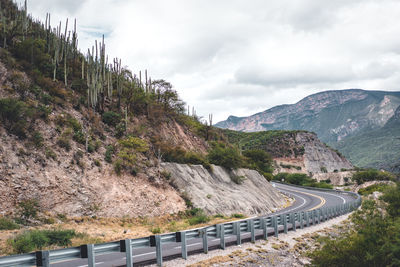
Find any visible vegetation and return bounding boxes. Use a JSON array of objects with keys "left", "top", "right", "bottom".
[
  {"left": 207, "top": 142, "right": 243, "bottom": 170},
  {"left": 358, "top": 183, "right": 392, "bottom": 196},
  {"left": 352, "top": 169, "right": 395, "bottom": 185},
  {"left": 309, "top": 184, "right": 400, "bottom": 266},
  {"left": 8, "top": 229, "right": 77, "bottom": 254},
  {"left": 222, "top": 129, "right": 307, "bottom": 158},
  {"left": 273, "top": 173, "right": 333, "bottom": 189},
  {"left": 0, "top": 217, "right": 20, "bottom": 230}
]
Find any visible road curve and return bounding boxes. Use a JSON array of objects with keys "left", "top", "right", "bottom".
[{"left": 51, "top": 183, "right": 357, "bottom": 267}]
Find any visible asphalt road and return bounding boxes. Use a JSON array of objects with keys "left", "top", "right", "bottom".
[{"left": 51, "top": 183, "right": 356, "bottom": 267}]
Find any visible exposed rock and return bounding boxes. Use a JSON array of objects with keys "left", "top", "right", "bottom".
[{"left": 162, "top": 163, "right": 286, "bottom": 216}]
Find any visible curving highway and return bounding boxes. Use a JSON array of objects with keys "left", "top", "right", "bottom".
[{"left": 50, "top": 183, "right": 357, "bottom": 267}]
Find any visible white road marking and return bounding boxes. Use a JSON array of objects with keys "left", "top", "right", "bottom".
[{"left": 77, "top": 263, "right": 104, "bottom": 267}]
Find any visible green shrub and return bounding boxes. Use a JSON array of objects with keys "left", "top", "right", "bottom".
[
  {"left": 105, "top": 145, "right": 114, "bottom": 163},
  {"left": 151, "top": 227, "right": 161, "bottom": 234},
  {"left": 230, "top": 174, "right": 246, "bottom": 185},
  {"left": 207, "top": 142, "right": 243, "bottom": 170},
  {"left": 57, "top": 136, "right": 71, "bottom": 151},
  {"left": 45, "top": 148, "right": 57, "bottom": 160},
  {"left": 9, "top": 229, "right": 76, "bottom": 253},
  {"left": 73, "top": 130, "right": 85, "bottom": 144},
  {"left": 358, "top": 183, "right": 391, "bottom": 196},
  {"left": 188, "top": 214, "right": 209, "bottom": 225},
  {"left": 102, "top": 111, "right": 121, "bottom": 127},
  {"left": 352, "top": 169, "right": 394, "bottom": 185},
  {"left": 0, "top": 217, "right": 20, "bottom": 230},
  {"left": 0, "top": 98, "right": 32, "bottom": 138},
  {"left": 232, "top": 213, "right": 245, "bottom": 219},
  {"left": 31, "top": 131, "right": 44, "bottom": 148},
  {"left": 243, "top": 149, "right": 273, "bottom": 174},
  {"left": 17, "top": 199, "right": 40, "bottom": 223}
]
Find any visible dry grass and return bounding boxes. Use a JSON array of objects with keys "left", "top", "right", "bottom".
[{"left": 0, "top": 214, "right": 246, "bottom": 256}]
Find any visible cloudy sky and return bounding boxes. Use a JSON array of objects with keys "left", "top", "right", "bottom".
[{"left": 17, "top": 0, "right": 400, "bottom": 122}]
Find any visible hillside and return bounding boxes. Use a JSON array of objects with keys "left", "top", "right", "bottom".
[
  {"left": 0, "top": 0, "right": 289, "bottom": 219},
  {"left": 336, "top": 105, "right": 400, "bottom": 172},
  {"left": 216, "top": 89, "right": 400, "bottom": 170},
  {"left": 222, "top": 129, "right": 353, "bottom": 176}
]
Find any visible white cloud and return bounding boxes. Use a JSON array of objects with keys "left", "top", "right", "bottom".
[{"left": 18, "top": 0, "right": 400, "bottom": 122}]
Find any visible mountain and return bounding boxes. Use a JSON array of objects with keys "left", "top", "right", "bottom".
[
  {"left": 216, "top": 89, "right": 400, "bottom": 170},
  {"left": 336, "top": 105, "right": 400, "bottom": 172}
]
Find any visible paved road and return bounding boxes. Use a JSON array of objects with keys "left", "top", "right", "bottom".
[{"left": 51, "top": 183, "right": 356, "bottom": 267}]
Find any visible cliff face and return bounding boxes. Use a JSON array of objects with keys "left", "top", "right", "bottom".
[
  {"left": 162, "top": 163, "right": 286, "bottom": 216},
  {"left": 296, "top": 132, "right": 353, "bottom": 174},
  {"left": 216, "top": 89, "right": 400, "bottom": 144}
]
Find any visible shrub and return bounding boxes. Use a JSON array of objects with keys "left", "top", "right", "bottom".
[
  {"left": 45, "top": 148, "right": 57, "bottom": 160},
  {"left": 118, "top": 136, "right": 149, "bottom": 152},
  {"left": 17, "top": 199, "right": 40, "bottom": 223},
  {"left": 230, "top": 174, "right": 246, "bottom": 185},
  {"left": 31, "top": 131, "right": 44, "bottom": 148},
  {"left": 352, "top": 169, "right": 394, "bottom": 185},
  {"left": 243, "top": 149, "right": 273, "bottom": 174},
  {"left": 358, "top": 183, "right": 391, "bottom": 196},
  {"left": 0, "top": 98, "right": 32, "bottom": 138},
  {"left": 188, "top": 214, "right": 209, "bottom": 225},
  {"left": 73, "top": 130, "right": 85, "bottom": 144},
  {"left": 102, "top": 111, "right": 121, "bottom": 127},
  {"left": 232, "top": 213, "right": 245, "bottom": 219},
  {"left": 105, "top": 145, "right": 114, "bottom": 163},
  {"left": 57, "top": 136, "right": 71, "bottom": 151},
  {"left": 9, "top": 229, "right": 76, "bottom": 253},
  {"left": 0, "top": 217, "right": 20, "bottom": 230},
  {"left": 207, "top": 142, "right": 243, "bottom": 170},
  {"left": 151, "top": 227, "right": 161, "bottom": 234}
]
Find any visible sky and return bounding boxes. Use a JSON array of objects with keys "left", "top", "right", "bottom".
[{"left": 16, "top": 0, "right": 400, "bottom": 123}]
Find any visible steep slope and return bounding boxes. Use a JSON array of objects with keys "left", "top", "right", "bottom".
[
  {"left": 216, "top": 89, "right": 400, "bottom": 145},
  {"left": 336, "top": 106, "right": 400, "bottom": 172},
  {"left": 162, "top": 163, "right": 286, "bottom": 216},
  {"left": 223, "top": 130, "right": 353, "bottom": 175}
]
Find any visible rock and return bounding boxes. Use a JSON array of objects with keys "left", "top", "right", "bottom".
[{"left": 162, "top": 163, "right": 286, "bottom": 216}]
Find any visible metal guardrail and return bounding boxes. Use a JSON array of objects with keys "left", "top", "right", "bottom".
[{"left": 0, "top": 184, "right": 361, "bottom": 267}]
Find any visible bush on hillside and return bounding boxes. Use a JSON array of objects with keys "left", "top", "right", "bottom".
[
  {"left": 9, "top": 229, "right": 76, "bottom": 253},
  {"left": 0, "top": 217, "right": 20, "bottom": 230},
  {"left": 242, "top": 149, "right": 273, "bottom": 174},
  {"left": 207, "top": 142, "right": 243, "bottom": 170},
  {"left": 102, "top": 111, "right": 121, "bottom": 127},
  {"left": 309, "top": 184, "right": 400, "bottom": 266},
  {"left": 352, "top": 169, "right": 394, "bottom": 185}
]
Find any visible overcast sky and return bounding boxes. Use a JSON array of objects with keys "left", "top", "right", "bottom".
[{"left": 17, "top": 0, "right": 400, "bottom": 122}]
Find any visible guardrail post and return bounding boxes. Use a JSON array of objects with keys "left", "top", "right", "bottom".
[
  {"left": 155, "top": 235, "right": 162, "bottom": 266},
  {"left": 200, "top": 229, "right": 208, "bottom": 254},
  {"left": 180, "top": 231, "right": 187, "bottom": 260},
  {"left": 250, "top": 219, "right": 255, "bottom": 243},
  {"left": 234, "top": 222, "right": 241, "bottom": 245},
  {"left": 312, "top": 210, "right": 316, "bottom": 225},
  {"left": 273, "top": 216, "right": 278, "bottom": 237},
  {"left": 219, "top": 224, "right": 225, "bottom": 249},
  {"left": 300, "top": 212, "right": 304, "bottom": 229},
  {"left": 36, "top": 250, "right": 50, "bottom": 267},
  {"left": 305, "top": 211, "right": 309, "bottom": 227},
  {"left": 283, "top": 214, "right": 288, "bottom": 233},
  {"left": 261, "top": 218, "right": 268, "bottom": 240},
  {"left": 120, "top": 239, "right": 133, "bottom": 267},
  {"left": 291, "top": 213, "right": 296, "bottom": 231},
  {"left": 87, "top": 244, "right": 95, "bottom": 267}
]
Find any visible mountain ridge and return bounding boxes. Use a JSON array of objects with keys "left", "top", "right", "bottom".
[{"left": 216, "top": 89, "right": 400, "bottom": 170}]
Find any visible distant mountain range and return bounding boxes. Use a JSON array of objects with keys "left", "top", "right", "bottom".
[{"left": 216, "top": 89, "right": 400, "bottom": 171}]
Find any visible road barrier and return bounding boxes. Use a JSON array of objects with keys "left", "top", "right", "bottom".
[{"left": 0, "top": 183, "right": 361, "bottom": 267}]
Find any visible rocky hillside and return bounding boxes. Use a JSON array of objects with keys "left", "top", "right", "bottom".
[
  {"left": 336, "top": 105, "right": 400, "bottom": 172},
  {"left": 223, "top": 130, "right": 353, "bottom": 176},
  {"left": 162, "top": 163, "right": 286, "bottom": 216},
  {"left": 216, "top": 89, "right": 400, "bottom": 170}
]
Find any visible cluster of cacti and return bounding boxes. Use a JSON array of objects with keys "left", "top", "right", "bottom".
[{"left": 1, "top": 0, "right": 189, "bottom": 120}]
